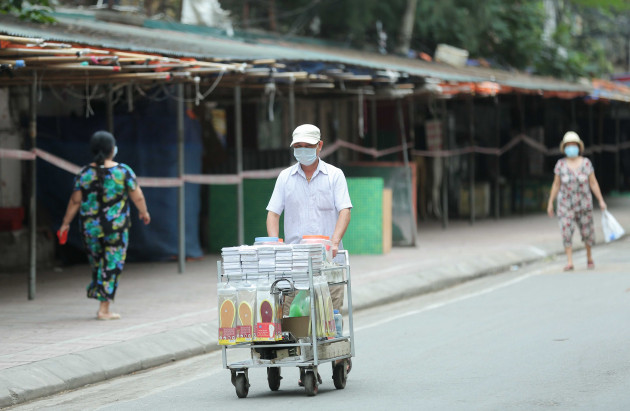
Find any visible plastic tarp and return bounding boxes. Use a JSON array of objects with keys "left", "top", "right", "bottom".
[{"left": 36, "top": 98, "right": 203, "bottom": 262}]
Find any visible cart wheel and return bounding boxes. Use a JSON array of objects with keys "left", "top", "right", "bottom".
[
  {"left": 332, "top": 361, "right": 347, "bottom": 389},
  {"left": 303, "top": 371, "right": 318, "bottom": 396},
  {"left": 267, "top": 367, "right": 282, "bottom": 391},
  {"left": 235, "top": 373, "right": 249, "bottom": 398}
]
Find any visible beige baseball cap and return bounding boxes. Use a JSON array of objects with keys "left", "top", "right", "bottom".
[{"left": 290, "top": 124, "right": 321, "bottom": 147}]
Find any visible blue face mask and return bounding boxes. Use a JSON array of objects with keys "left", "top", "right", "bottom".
[
  {"left": 564, "top": 145, "right": 579, "bottom": 158},
  {"left": 294, "top": 147, "right": 317, "bottom": 166}
]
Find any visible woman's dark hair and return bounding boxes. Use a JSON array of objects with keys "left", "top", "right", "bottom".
[
  {"left": 90, "top": 131, "right": 116, "bottom": 197},
  {"left": 90, "top": 131, "right": 116, "bottom": 166}
]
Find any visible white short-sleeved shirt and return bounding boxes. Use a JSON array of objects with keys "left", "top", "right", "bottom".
[{"left": 266, "top": 158, "right": 353, "bottom": 247}]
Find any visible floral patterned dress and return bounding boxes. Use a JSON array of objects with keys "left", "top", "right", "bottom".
[
  {"left": 553, "top": 157, "right": 595, "bottom": 248},
  {"left": 74, "top": 164, "right": 138, "bottom": 301}
]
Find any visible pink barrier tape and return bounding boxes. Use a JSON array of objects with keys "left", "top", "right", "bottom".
[
  {"left": 5, "top": 136, "right": 630, "bottom": 189},
  {"left": 0, "top": 148, "right": 36, "bottom": 160},
  {"left": 34, "top": 148, "right": 82, "bottom": 174},
  {"left": 136, "top": 177, "right": 182, "bottom": 187},
  {"left": 242, "top": 167, "right": 284, "bottom": 179},
  {"left": 319, "top": 140, "right": 341, "bottom": 158},
  {"left": 184, "top": 174, "right": 240, "bottom": 185}
]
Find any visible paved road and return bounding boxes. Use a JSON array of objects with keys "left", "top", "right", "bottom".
[{"left": 9, "top": 239, "right": 630, "bottom": 411}]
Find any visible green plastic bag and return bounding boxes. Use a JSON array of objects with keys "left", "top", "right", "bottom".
[{"left": 289, "top": 290, "right": 310, "bottom": 317}]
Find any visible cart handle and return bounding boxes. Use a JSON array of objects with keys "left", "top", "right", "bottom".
[{"left": 270, "top": 278, "right": 295, "bottom": 295}]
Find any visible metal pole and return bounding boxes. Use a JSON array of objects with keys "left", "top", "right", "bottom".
[
  {"left": 615, "top": 108, "right": 621, "bottom": 191},
  {"left": 397, "top": 99, "right": 417, "bottom": 246},
  {"left": 518, "top": 95, "right": 526, "bottom": 215},
  {"left": 441, "top": 99, "right": 449, "bottom": 229},
  {"left": 468, "top": 97, "right": 475, "bottom": 225},
  {"left": 371, "top": 98, "right": 378, "bottom": 150},
  {"left": 494, "top": 96, "right": 500, "bottom": 220},
  {"left": 408, "top": 96, "right": 415, "bottom": 146},
  {"left": 588, "top": 104, "right": 594, "bottom": 168},
  {"left": 106, "top": 84, "right": 114, "bottom": 133},
  {"left": 28, "top": 72, "right": 37, "bottom": 300},
  {"left": 597, "top": 103, "right": 604, "bottom": 174},
  {"left": 177, "top": 83, "right": 185, "bottom": 274},
  {"left": 288, "top": 78, "right": 295, "bottom": 132},
  {"left": 235, "top": 85, "right": 244, "bottom": 245}
]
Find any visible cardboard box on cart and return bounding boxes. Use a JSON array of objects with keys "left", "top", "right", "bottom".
[
  {"left": 282, "top": 316, "right": 311, "bottom": 339},
  {"left": 281, "top": 316, "right": 350, "bottom": 362}
]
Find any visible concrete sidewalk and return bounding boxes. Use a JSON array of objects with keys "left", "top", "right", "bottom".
[{"left": 1, "top": 197, "right": 629, "bottom": 408}]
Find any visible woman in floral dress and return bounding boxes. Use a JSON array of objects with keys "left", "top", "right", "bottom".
[
  {"left": 59, "top": 131, "right": 150, "bottom": 320},
  {"left": 547, "top": 131, "right": 606, "bottom": 271}
]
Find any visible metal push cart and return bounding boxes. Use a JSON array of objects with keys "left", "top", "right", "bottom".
[{"left": 217, "top": 250, "right": 355, "bottom": 397}]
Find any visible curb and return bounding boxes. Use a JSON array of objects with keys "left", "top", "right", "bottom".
[{"left": 0, "top": 324, "right": 218, "bottom": 408}]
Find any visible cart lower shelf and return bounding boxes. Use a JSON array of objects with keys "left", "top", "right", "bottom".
[{"left": 224, "top": 338, "right": 352, "bottom": 397}]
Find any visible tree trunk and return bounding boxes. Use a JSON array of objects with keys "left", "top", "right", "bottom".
[
  {"left": 243, "top": 1, "right": 250, "bottom": 29},
  {"left": 395, "top": 0, "right": 418, "bottom": 56},
  {"left": 268, "top": 0, "right": 277, "bottom": 32}
]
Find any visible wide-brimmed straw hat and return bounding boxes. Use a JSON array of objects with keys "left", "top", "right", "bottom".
[
  {"left": 290, "top": 124, "right": 321, "bottom": 147},
  {"left": 559, "top": 131, "right": 584, "bottom": 154}
]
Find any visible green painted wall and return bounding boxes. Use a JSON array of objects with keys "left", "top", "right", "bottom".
[{"left": 208, "top": 177, "right": 384, "bottom": 255}]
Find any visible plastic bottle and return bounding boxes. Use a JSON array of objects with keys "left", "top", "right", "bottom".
[{"left": 333, "top": 309, "right": 343, "bottom": 337}]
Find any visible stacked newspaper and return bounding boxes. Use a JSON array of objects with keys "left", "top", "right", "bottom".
[
  {"left": 256, "top": 245, "right": 276, "bottom": 272},
  {"left": 292, "top": 243, "right": 323, "bottom": 271},
  {"left": 220, "top": 246, "right": 242, "bottom": 276},
  {"left": 275, "top": 245, "right": 293, "bottom": 272},
  {"left": 221, "top": 244, "right": 325, "bottom": 281},
  {"left": 239, "top": 245, "right": 259, "bottom": 274}
]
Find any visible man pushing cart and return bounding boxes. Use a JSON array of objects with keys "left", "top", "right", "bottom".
[{"left": 217, "top": 124, "right": 354, "bottom": 397}]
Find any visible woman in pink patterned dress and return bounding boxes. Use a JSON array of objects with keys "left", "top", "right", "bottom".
[{"left": 547, "top": 131, "right": 606, "bottom": 271}]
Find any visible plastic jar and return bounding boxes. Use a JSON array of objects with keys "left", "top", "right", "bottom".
[
  {"left": 300, "top": 235, "right": 332, "bottom": 262},
  {"left": 254, "top": 236, "right": 280, "bottom": 245}
]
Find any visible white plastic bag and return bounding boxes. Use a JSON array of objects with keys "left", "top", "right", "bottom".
[{"left": 601, "top": 210, "right": 625, "bottom": 243}]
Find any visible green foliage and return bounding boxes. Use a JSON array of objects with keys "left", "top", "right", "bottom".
[
  {"left": 0, "top": 0, "right": 55, "bottom": 23},
  {"left": 414, "top": 0, "right": 545, "bottom": 69},
  {"left": 570, "top": 0, "right": 630, "bottom": 11},
  {"left": 218, "top": 0, "right": 625, "bottom": 79}
]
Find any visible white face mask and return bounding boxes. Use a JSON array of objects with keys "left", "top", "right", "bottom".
[
  {"left": 294, "top": 147, "right": 317, "bottom": 166},
  {"left": 112, "top": 146, "right": 118, "bottom": 158}
]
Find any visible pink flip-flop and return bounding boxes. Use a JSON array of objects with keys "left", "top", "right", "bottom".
[
  {"left": 587, "top": 261, "right": 595, "bottom": 270},
  {"left": 563, "top": 265, "right": 574, "bottom": 272}
]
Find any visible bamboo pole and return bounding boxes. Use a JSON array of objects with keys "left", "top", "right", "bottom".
[
  {"left": 0, "top": 48, "right": 111, "bottom": 56},
  {"left": 0, "top": 55, "right": 115, "bottom": 64},
  {"left": 0, "top": 34, "right": 44, "bottom": 44}
]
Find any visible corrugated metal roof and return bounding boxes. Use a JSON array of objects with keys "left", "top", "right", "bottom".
[{"left": 0, "top": 12, "right": 605, "bottom": 95}]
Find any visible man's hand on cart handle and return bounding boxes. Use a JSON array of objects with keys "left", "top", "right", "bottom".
[{"left": 331, "top": 241, "right": 339, "bottom": 258}]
